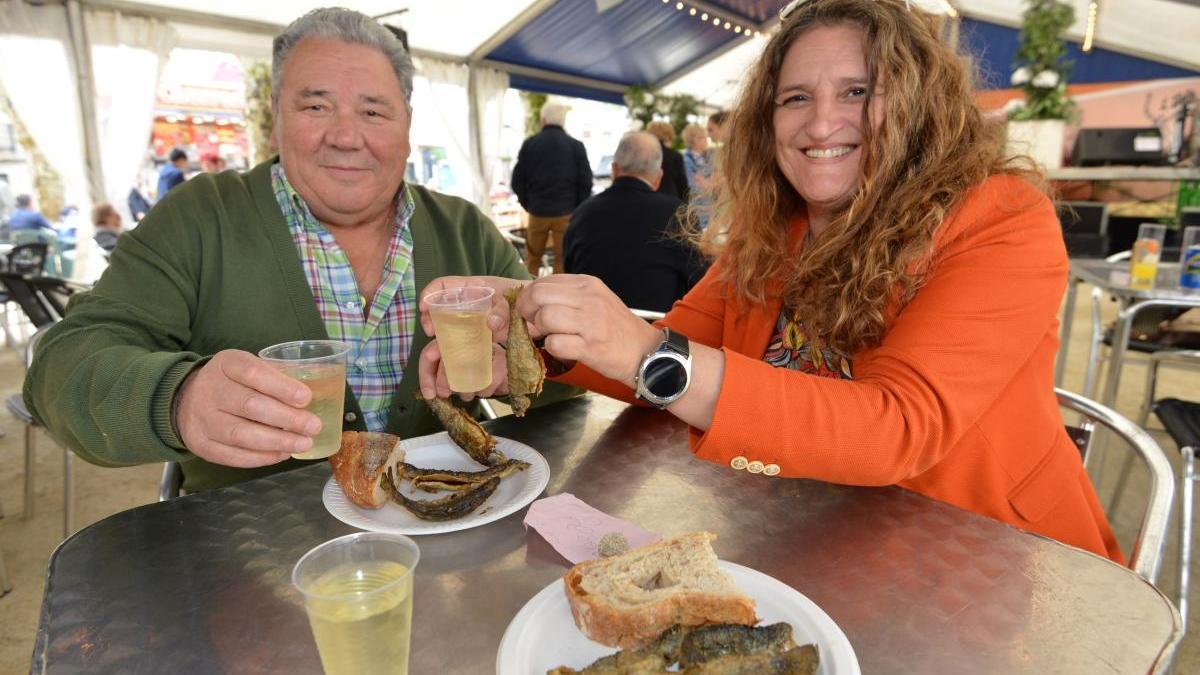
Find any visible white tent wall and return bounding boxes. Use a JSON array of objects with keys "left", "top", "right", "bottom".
[
  {"left": 87, "top": 10, "right": 178, "bottom": 230},
  {"left": 0, "top": 2, "right": 90, "bottom": 217}
]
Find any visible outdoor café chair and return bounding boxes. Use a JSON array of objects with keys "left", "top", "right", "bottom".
[{"left": 1056, "top": 387, "right": 1174, "bottom": 585}]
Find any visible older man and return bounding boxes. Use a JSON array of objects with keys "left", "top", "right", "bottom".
[
  {"left": 25, "top": 8, "right": 541, "bottom": 491},
  {"left": 510, "top": 103, "right": 592, "bottom": 276},
  {"left": 562, "top": 132, "right": 706, "bottom": 313}
]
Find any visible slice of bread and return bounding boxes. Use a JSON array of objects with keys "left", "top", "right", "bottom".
[
  {"left": 329, "top": 431, "right": 405, "bottom": 509},
  {"left": 563, "top": 532, "right": 757, "bottom": 649}
]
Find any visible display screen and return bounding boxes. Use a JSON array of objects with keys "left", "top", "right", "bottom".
[{"left": 643, "top": 357, "right": 686, "bottom": 399}]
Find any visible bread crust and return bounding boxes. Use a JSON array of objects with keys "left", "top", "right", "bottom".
[
  {"left": 563, "top": 533, "right": 757, "bottom": 649},
  {"left": 329, "top": 431, "right": 405, "bottom": 509}
]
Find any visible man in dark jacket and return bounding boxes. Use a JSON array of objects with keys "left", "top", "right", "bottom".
[
  {"left": 511, "top": 103, "right": 592, "bottom": 275},
  {"left": 563, "top": 132, "right": 706, "bottom": 313},
  {"left": 645, "top": 121, "right": 689, "bottom": 203}
]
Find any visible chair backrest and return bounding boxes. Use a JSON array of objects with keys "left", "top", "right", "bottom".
[
  {"left": 1056, "top": 388, "right": 1174, "bottom": 583},
  {"left": 1057, "top": 201, "right": 1111, "bottom": 258},
  {"left": 29, "top": 276, "right": 77, "bottom": 318},
  {"left": 0, "top": 272, "right": 59, "bottom": 328},
  {"left": 1057, "top": 201, "right": 1110, "bottom": 235},
  {"left": 7, "top": 242, "right": 48, "bottom": 276}
]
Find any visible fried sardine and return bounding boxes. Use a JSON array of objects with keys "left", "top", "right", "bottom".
[
  {"left": 679, "top": 622, "right": 796, "bottom": 667},
  {"left": 418, "top": 394, "right": 502, "bottom": 465},
  {"left": 381, "top": 467, "right": 500, "bottom": 521},
  {"left": 504, "top": 285, "right": 545, "bottom": 417},
  {"left": 681, "top": 645, "right": 818, "bottom": 675},
  {"left": 399, "top": 459, "right": 529, "bottom": 493},
  {"left": 550, "top": 623, "right": 815, "bottom": 675}
]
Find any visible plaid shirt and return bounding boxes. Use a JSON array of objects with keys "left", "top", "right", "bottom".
[{"left": 271, "top": 164, "right": 416, "bottom": 432}]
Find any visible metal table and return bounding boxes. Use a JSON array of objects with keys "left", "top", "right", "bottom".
[
  {"left": 33, "top": 396, "right": 1182, "bottom": 674},
  {"left": 1056, "top": 258, "right": 1200, "bottom": 406}
]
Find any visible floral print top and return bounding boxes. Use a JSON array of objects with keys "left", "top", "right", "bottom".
[{"left": 763, "top": 306, "right": 853, "bottom": 379}]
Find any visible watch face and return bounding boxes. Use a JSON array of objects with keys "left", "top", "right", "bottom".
[{"left": 643, "top": 356, "right": 688, "bottom": 400}]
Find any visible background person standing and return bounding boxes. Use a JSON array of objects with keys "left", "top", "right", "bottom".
[{"left": 511, "top": 103, "right": 592, "bottom": 276}]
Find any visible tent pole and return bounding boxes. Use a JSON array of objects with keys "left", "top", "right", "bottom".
[
  {"left": 65, "top": 0, "right": 105, "bottom": 207},
  {"left": 466, "top": 66, "right": 490, "bottom": 217},
  {"left": 65, "top": 0, "right": 103, "bottom": 280}
]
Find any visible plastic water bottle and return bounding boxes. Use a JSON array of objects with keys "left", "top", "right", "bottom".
[{"left": 1181, "top": 226, "right": 1200, "bottom": 292}]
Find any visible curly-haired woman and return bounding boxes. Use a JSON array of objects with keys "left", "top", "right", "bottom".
[{"left": 419, "top": 0, "right": 1120, "bottom": 561}]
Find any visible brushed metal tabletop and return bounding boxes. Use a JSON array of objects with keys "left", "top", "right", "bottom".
[{"left": 33, "top": 395, "right": 1181, "bottom": 674}]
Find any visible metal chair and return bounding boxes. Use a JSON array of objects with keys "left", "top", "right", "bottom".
[
  {"left": 1056, "top": 388, "right": 1174, "bottom": 584},
  {"left": 1079, "top": 251, "right": 1194, "bottom": 400},
  {"left": 7, "top": 325, "right": 74, "bottom": 538},
  {"left": 159, "top": 462, "right": 182, "bottom": 502}
]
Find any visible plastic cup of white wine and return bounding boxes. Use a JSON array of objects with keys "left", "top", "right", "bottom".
[
  {"left": 423, "top": 286, "right": 495, "bottom": 393},
  {"left": 292, "top": 532, "right": 420, "bottom": 675},
  {"left": 258, "top": 339, "right": 350, "bottom": 460}
]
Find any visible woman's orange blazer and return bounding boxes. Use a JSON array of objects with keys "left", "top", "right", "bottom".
[{"left": 558, "top": 174, "right": 1122, "bottom": 562}]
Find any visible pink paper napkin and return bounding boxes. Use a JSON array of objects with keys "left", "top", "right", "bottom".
[{"left": 524, "top": 493, "right": 660, "bottom": 564}]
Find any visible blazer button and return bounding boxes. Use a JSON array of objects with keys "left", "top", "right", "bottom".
[
  {"left": 747, "top": 461, "right": 765, "bottom": 474},
  {"left": 730, "top": 456, "right": 749, "bottom": 470},
  {"left": 763, "top": 463, "right": 781, "bottom": 476},
  {"left": 344, "top": 412, "right": 357, "bottom": 422}
]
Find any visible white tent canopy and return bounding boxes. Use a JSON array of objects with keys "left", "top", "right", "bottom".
[{"left": 1, "top": 0, "right": 1197, "bottom": 282}]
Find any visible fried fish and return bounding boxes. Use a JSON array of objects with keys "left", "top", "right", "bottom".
[
  {"left": 400, "top": 459, "right": 530, "bottom": 493},
  {"left": 504, "top": 285, "right": 545, "bottom": 417},
  {"left": 381, "top": 467, "right": 500, "bottom": 521},
  {"left": 418, "top": 393, "right": 502, "bottom": 465}
]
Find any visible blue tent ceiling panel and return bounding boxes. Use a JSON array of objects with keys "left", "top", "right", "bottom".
[
  {"left": 705, "top": 0, "right": 788, "bottom": 23},
  {"left": 487, "top": 0, "right": 760, "bottom": 86},
  {"left": 507, "top": 73, "right": 626, "bottom": 105},
  {"left": 960, "top": 19, "right": 1199, "bottom": 90}
]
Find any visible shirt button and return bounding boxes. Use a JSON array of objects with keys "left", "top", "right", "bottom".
[
  {"left": 730, "top": 456, "right": 749, "bottom": 470},
  {"left": 355, "top": 357, "right": 367, "bottom": 368},
  {"left": 763, "top": 463, "right": 781, "bottom": 476},
  {"left": 747, "top": 461, "right": 765, "bottom": 474},
  {"left": 344, "top": 412, "right": 357, "bottom": 422}
]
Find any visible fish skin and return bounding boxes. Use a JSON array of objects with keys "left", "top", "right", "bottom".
[
  {"left": 402, "top": 459, "right": 530, "bottom": 493},
  {"left": 680, "top": 644, "right": 818, "bottom": 675},
  {"left": 504, "top": 286, "right": 545, "bottom": 417},
  {"left": 381, "top": 468, "right": 500, "bottom": 521},
  {"left": 417, "top": 394, "right": 501, "bottom": 465},
  {"left": 679, "top": 622, "right": 796, "bottom": 667}
]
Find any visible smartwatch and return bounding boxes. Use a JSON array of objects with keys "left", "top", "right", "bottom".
[{"left": 634, "top": 328, "right": 692, "bottom": 409}]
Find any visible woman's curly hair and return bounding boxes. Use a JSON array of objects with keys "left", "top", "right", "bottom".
[{"left": 694, "top": 0, "right": 1037, "bottom": 354}]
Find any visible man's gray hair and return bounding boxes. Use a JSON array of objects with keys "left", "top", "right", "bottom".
[
  {"left": 15, "top": 193, "right": 32, "bottom": 208},
  {"left": 540, "top": 103, "right": 568, "bottom": 127},
  {"left": 613, "top": 132, "right": 662, "bottom": 178},
  {"left": 272, "top": 8, "right": 414, "bottom": 106}
]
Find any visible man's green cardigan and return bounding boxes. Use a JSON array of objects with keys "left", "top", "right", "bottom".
[{"left": 24, "top": 160, "right": 552, "bottom": 491}]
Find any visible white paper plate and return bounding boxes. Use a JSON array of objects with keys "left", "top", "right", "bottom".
[
  {"left": 495, "top": 560, "right": 860, "bottom": 675},
  {"left": 322, "top": 432, "right": 549, "bottom": 535}
]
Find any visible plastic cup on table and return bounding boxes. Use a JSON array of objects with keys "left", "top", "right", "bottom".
[
  {"left": 293, "top": 532, "right": 420, "bottom": 675},
  {"left": 1130, "top": 223, "right": 1167, "bottom": 290}
]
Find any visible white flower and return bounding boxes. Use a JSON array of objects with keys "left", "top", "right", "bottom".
[
  {"left": 1002, "top": 98, "right": 1026, "bottom": 114},
  {"left": 1010, "top": 67, "right": 1031, "bottom": 86},
  {"left": 644, "top": 93, "right": 655, "bottom": 104},
  {"left": 1032, "top": 70, "right": 1060, "bottom": 88}
]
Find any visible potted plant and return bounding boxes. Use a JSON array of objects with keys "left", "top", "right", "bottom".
[{"left": 1005, "top": 0, "right": 1076, "bottom": 169}]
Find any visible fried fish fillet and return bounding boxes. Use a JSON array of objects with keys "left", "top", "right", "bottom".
[
  {"left": 418, "top": 394, "right": 502, "bottom": 465},
  {"left": 504, "top": 285, "right": 545, "bottom": 417},
  {"left": 381, "top": 467, "right": 500, "bottom": 521},
  {"left": 400, "top": 459, "right": 529, "bottom": 493}
]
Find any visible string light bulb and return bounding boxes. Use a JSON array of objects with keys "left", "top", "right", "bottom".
[
  {"left": 701, "top": 12, "right": 708, "bottom": 20},
  {"left": 676, "top": 1, "right": 684, "bottom": 9},
  {"left": 689, "top": 7, "right": 696, "bottom": 15},
  {"left": 1082, "top": 0, "right": 1098, "bottom": 52}
]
